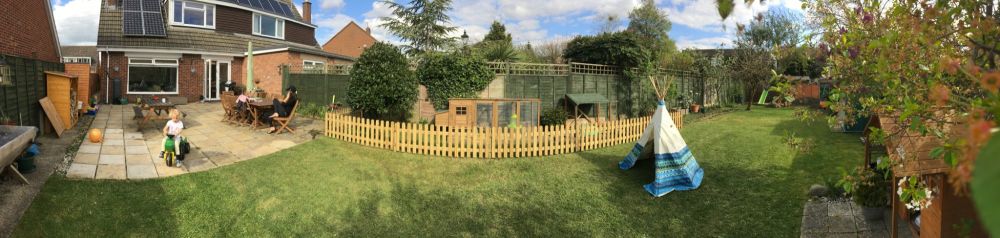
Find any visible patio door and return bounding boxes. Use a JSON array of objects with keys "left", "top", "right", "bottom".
[{"left": 203, "top": 60, "right": 230, "bottom": 101}]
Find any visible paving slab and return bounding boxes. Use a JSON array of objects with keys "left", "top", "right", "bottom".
[
  {"left": 66, "top": 163, "right": 97, "bottom": 179},
  {"left": 78, "top": 145, "right": 101, "bottom": 154},
  {"left": 101, "top": 145, "right": 125, "bottom": 155},
  {"left": 73, "top": 153, "right": 100, "bottom": 164},
  {"left": 102, "top": 139, "right": 125, "bottom": 146},
  {"left": 155, "top": 164, "right": 186, "bottom": 177},
  {"left": 126, "top": 146, "right": 149, "bottom": 155},
  {"left": 126, "top": 165, "right": 158, "bottom": 180},
  {"left": 125, "top": 154, "right": 153, "bottom": 165},
  {"left": 184, "top": 157, "right": 217, "bottom": 172},
  {"left": 98, "top": 155, "right": 125, "bottom": 165},
  {"left": 124, "top": 133, "right": 143, "bottom": 140},
  {"left": 95, "top": 165, "right": 127, "bottom": 179},
  {"left": 126, "top": 139, "right": 146, "bottom": 146}
]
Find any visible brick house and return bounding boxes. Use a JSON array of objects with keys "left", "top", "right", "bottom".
[
  {"left": 96, "top": 0, "right": 353, "bottom": 103},
  {"left": 0, "top": 0, "right": 61, "bottom": 63},
  {"left": 321, "top": 21, "right": 376, "bottom": 59}
]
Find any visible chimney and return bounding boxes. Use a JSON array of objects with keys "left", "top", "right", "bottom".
[
  {"left": 302, "top": 0, "right": 312, "bottom": 24},
  {"left": 365, "top": 27, "right": 371, "bottom": 34}
]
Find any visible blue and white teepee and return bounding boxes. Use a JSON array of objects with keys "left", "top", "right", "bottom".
[{"left": 619, "top": 77, "right": 704, "bottom": 197}]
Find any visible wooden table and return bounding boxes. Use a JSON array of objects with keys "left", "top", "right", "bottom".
[
  {"left": 248, "top": 100, "right": 273, "bottom": 129},
  {"left": 138, "top": 102, "right": 176, "bottom": 130}
]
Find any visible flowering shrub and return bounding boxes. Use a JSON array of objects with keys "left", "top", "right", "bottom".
[{"left": 897, "top": 176, "right": 935, "bottom": 212}]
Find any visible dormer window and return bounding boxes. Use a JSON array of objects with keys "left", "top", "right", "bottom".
[
  {"left": 253, "top": 13, "right": 284, "bottom": 39},
  {"left": 171, "top": 0, "right": 215, "bottom": 28}
]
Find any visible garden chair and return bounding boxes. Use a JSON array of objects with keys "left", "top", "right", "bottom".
[
  {"left": 272, "top": 103, "right": 300, "bottom": 134},
  {"left": 221, "top": 94, "right": 235, "bottom": 123}
]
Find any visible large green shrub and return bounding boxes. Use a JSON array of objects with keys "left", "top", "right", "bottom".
[
  {"left": 563, "top": 32, "right": 656, "bottom": 117},
  {"left": 347, "top": 42, "right": 418, "bottom": 121},
  {"left": 540, "top": 108, "right": 568, "bottom": 126},
  {"left": 417, "top": 52, "right": 495, "bottom": 110}
]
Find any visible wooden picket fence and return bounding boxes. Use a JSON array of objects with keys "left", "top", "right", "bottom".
[{"left": 325, "top": 113, "right": 656, "bottom": 158}]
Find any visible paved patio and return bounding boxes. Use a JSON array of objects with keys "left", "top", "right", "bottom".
[
  {"left": 800, "top": 199, "right": 913, "bottom": 238},
  {"left": 66, "top": 102, "right": 321, "bottom": 180}
]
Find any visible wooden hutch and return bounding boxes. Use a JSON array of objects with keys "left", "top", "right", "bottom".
[
  {"left": 865, "top": 113, "right": 988, "bottom": 238},
  {"left": 434, "top": 98, "right": 541, "bottom": 128}
]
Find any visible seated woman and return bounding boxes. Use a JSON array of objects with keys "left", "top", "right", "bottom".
[{"left": 266, "top": 86, "right": 298, "bottom": 134}]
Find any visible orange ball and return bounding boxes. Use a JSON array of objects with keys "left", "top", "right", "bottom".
[{"left": 88, "top": 129, "right": 103, "bottom": 143}]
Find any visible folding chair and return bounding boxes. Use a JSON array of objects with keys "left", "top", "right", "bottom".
[{"left": 273, "top": 103, "right": 300, "bottom": 134}]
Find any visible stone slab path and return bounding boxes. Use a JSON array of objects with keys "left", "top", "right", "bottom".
[
  {"left": 800, "top": 199, "right": 914, "bottom": 238},
  {"left": 67, "top": 103, "right": 321, "bottom": 180}
]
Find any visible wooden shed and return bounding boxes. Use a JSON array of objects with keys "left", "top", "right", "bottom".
[
  {"left": 45, "top": 71, "right": 79, "bottom": 129},
  {"left": 434, "top": 98, "right": 541, "bottom": 127},
  {"left": 865, "top": 113, "right": 988, "bottom": 238}
]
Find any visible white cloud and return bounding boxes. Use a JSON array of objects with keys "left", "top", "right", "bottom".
[
  {"left": 663, "top": 0, "right": 804, "bottom": 32},
  {"left": 361, "top": 1, "right": 401, "bottom": 44},
  {"left": 52, "top": 0, "right": 101, "bottom": 45},
  {"left": 675, "top": 36, "right": 732, "bottom": 49},
  {"left": 319, "top": 0, "right": 344, "bottom": 10}
]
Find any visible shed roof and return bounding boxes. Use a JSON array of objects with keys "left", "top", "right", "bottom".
[{"left": 565, "top": 94, "right": 609, "bottom": 105}]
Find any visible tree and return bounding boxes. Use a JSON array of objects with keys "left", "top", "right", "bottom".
[
  {"left": 379, "top": 0, "right": 457, "bottom": 56},
  {"left": 536, "top": 40, "right": 567, "bottom": 64},
  {"left": 728, "top": 11, "right": 797, "bottom": 111},
  {"left": 417, "top": 52, "right": 495, "bottom": 110},
  {"left": 563, "top": 32, "right": 657, "bottom": 116},
  {"left": 483, "top": 21, "right": 512, "bottom": 43},
  {"left": 476, "top": 41, "right": 518, "bottom": 62},
  {"left": 626, "top": 0, "right": 677, "bottom": 62},
  {"left": 347, "top": 42, "right": 418, "bottom": 121},
  {"left": 596, "top": 14, "right": 623, "bottom": 33},
  {"left": 805, "top": 0, "right": 999, "bottom": 228}
]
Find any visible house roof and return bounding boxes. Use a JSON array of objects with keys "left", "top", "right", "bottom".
[
  {"left": 61, "top": 46, "right": 98, "bottom": 59},
  {"left": 97, "top": 0, "right": 322, "bottom": 56},
  {"left": 321, "top": 21, "right": 376, "bottom": 48},
  {"left": 250, "top": 45, "right": 356, "bottom": 61}
]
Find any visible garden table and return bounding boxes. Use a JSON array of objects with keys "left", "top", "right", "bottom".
[
  {"left": 138, "top": 102, "right": 176, "bottom": 130},
  {"left": 248, "top": 100, "right": 274, "bottom": 129}
]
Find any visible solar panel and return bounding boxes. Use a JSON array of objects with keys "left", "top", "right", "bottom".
[
  {"left": 121, "top": 0, "right": 166, "bottom": 37},
  {"left": 121, "top": 0, "right": 142, "bottom": 11},
  {"left": 122, "top": 12, "right": 145, "bottom": 35},
  {"left": 140, "top": 0, "right": 159, "bottom": 11},
  {"left": 219, "top": 0, "right": 296, "bottom": 19},
  {"left": 143, "top": 12, "right": 167, "bottom": 36},
  {"left": 248, "top": 0, "right": 262, "bottom": 9},
  {"left": 277, "top": 3, "right": 292, "bottom": 17}
]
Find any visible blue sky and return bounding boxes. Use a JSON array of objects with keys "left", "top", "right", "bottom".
[{"left": 53, "top": 0, "right": 806, "bottom": 49}]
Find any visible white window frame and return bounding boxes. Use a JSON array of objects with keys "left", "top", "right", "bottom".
[
  {"left": 62, "top": 57, "right": 92, "bottom": 64},
  {"left": 170, "top": 0, "right": 216, "bottom": 29},
  {"left": 303, "top": 60, "right": 324, "bottom": 68},
  {"left": 252, "top": 13, "right": 284, "bottom": 39},
  {"left": 127, "top": 58, "right": 180, "bottom": 95}
]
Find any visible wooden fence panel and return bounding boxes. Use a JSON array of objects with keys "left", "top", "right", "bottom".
[{"left": 323, "top": 113, "right": 660, "bottom": 158}]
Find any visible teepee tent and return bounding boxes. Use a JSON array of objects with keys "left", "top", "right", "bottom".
[{"left": 619, "top": 76, "right": 704, "bottom": 197}]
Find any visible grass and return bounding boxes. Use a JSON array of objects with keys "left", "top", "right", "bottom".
[{"left": 13, "top": 107, "right": 861, "bottom": 237}]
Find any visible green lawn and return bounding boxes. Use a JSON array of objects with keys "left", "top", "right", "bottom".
[{"left": 13, "top": 107, "right": 861, "bottom": 237}]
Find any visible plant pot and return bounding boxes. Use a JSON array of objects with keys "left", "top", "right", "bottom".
[
  {"left": 861, "top": 206, "right": 884, "bottom": 221},
  {"left": 690, "top": 104, "right": 701, "bottom": 113},
  {"left": 16, "top": 156, "right": 36, "bottom": 174}
]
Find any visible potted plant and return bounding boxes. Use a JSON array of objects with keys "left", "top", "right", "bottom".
[
  {"left": 675, "top": 95, "right": 691, "bottom": 115},
  {"left": 690, "top": 103, "right": 701, "bottom": 113},
  {"left": 839, "top": 166, "right": 889, "bottom": 220},
  {"left": 0, "top": 111, "right": 14, "bottom": 126}
]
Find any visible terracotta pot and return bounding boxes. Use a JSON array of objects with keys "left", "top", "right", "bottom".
[
  {"left": 819, "top": 101, "right": 829, "bottom": 109},
  {"left": 690, "top": 104, "right": 701, "bottom": 113}
]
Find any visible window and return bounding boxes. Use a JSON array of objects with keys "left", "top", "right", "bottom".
[
  {"left": 456, "top": 107, "right": 467, "bottom": 115},
  {"left": 172, "top": 0, "right": 215, "bottom": 28},
  {"left": 253, "top": 13, "right": 284, "bottom": 39},
  {"left": 128, "top": 58, "right": 179, "bottom": 94},
  {"left": 476, "top": 103, "right": 493, "bottom": 127},
  {"left": 63, "top": 57, "right": 92, "bottom": 64}
]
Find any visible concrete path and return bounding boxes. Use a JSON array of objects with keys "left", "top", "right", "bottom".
[
  {"left": 800, "top": 199, "right": 914, "bottom": 238},
  {"left": 66, "top": 103, "right": 320, "bottom": 180}
]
